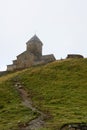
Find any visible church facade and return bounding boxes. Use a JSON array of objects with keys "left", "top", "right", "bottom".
[{"left": 7, "top": 35, "right": 56, "bottom": 71}]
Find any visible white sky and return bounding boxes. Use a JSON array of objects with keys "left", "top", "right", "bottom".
[{"left": 0, "top": 0, "right": 87, "bottom": 71}]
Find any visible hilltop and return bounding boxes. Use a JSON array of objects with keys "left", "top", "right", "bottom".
[{"left": 0, "top": 58, "right": 87, "bottom": 130}]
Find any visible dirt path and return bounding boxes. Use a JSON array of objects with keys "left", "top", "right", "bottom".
[{"left": 14, "top": 82, "right": 46, "bottom": 130}]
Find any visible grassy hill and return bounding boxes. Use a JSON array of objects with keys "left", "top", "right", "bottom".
[{"left": 0, "top": 58, "right": 87, "bottom": 130}]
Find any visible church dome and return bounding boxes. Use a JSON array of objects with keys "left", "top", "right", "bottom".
[{"left": 26, "top": 35, "right": 43, "bottom": 45}]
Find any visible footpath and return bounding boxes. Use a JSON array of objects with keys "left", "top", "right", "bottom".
[{"left": 14, "top": 82, "right": 46, "bottom": 130}]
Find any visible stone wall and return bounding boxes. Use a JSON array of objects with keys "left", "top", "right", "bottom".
[
  {"left": 27, "top": 41, "right": 42, "bottom": 57},
  {"left": 7, "top": 53, "right": 56, "bottom": 71},
  {"left": 7, "top": 35, "right": 56, "bottom": 71},
  {"left": 16, "top": 51, "right": 34, "bottom": 69},
  {"left": 67, "top": 54, "right": 84, "bottom": 59},
  {"left": 42, "top": 54, "right": 56, "bottom": 63},
  {"left": 13, "top": 60, "right": 17, "bottom": 65},
  {"left": 7, "top": 64, "right": 16, "bottom": 71}
]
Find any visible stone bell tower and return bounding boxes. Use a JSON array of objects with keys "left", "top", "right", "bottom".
[{"left": 26, "top": 35, "right": 43, "bottom": 59}]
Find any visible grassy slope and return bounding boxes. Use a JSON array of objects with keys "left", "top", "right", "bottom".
[
  {"left": 0, "top": 72, "right": 38, "bottom": 130},
  {"left": 0, "top": 58, "right": 87, "bottom": 129}
]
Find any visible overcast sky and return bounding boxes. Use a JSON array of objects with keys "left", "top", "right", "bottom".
[{"left": 0, "top": 0, "right": 87, "bottom": 71}]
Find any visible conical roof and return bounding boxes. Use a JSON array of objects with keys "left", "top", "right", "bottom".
[{"left": 26, "top": 35, "right": 43, "bottom": 45}]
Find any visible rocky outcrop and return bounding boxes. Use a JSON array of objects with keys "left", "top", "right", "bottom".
[{"left": 60, "top": 123, "right": 87, "bottom": 130}]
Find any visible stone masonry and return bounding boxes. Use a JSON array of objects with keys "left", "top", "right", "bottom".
[
  {"left": 7, "top": 35, "right": 56, "bottom": 71},
  {"left": 67, "top": 54, "right": 84, "bottom": 59}
]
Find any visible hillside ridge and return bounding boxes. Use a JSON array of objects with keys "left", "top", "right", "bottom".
[{"left": 0, "top": 59, "right": 87, "bottom": 130}]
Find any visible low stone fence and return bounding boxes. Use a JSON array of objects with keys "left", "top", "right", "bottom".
[{"left": 67, "top": 54, "right": 84, "bottom": 59}]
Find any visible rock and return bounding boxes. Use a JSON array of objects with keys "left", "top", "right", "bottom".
[{"left": 18, "top": 85, "right": 23, "bottom": 89}]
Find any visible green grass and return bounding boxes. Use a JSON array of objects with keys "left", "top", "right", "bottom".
[
  {"left": 0, "top": 72, "right": 38, "bottom": 130},
  {"left": 0, "top": 58, "right": 87, "bottom": 129}
]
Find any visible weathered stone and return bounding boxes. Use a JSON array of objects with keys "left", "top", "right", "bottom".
[
  {"left": 7, "top": 35, "right": 56, "bottom": 71},
  {"left": 60, "top": 123, "right": 87, "bottom": 130},
  {"left": 67, "top": 54, "right": 84, "bottom": 59}
]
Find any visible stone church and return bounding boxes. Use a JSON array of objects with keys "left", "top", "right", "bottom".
[{"left": 7, "top": 35, "right": 56, "bottom": 71}]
